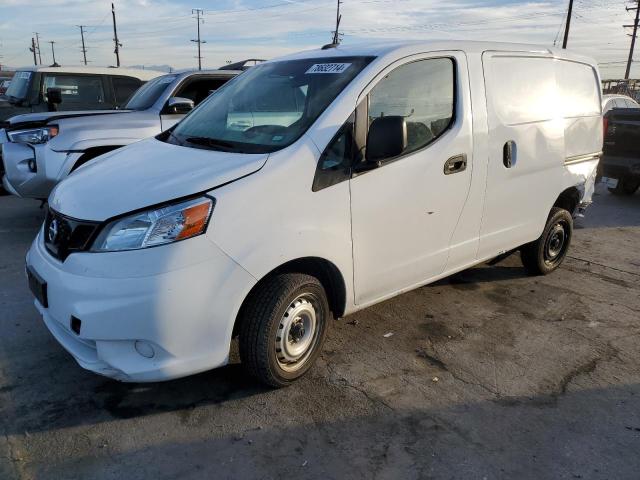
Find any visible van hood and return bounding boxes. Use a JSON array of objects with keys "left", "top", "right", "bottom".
[
  {"left": 2, "top": 110, "right": 128, "bottom": 130},
  {"left": 49, "top": 137, "right": 268, "bottom": 221}
]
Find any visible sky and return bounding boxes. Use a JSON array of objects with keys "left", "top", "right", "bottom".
[{"left": 0, "top": 0, "right": 637, "bottom": 78}]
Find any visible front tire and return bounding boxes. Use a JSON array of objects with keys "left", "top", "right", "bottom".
[
  {"left": 520, "top": 207, "right": 573, "bottom": 275},
  {"left": 239, "top": 273, "right": 330, "bottom": 387}
]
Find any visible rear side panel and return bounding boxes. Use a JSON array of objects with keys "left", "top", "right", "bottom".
[{"left": 479, "top": 53, "right": 565, "bottom": 258}]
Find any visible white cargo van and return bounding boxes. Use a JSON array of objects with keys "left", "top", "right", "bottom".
[{"left": 25, "top": 41, "right": 602, "bottom": 387}]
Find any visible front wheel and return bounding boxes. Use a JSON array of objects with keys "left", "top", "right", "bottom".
[
  {"left": 520, "top": 207, "right": 573, "bottom": 275},
  {"left": 239, "top": 273, "right": 330, "bottom": 387}
]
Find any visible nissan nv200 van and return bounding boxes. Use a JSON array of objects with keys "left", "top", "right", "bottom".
[{"left": 25, "top": 41, "right": 602, "bottom": 387}]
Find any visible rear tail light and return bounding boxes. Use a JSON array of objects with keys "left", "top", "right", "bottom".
[{"left": 603, "top": 117, "right": 609, "bottom": 139}]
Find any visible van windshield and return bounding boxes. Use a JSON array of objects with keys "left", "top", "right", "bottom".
[
  {"left": 125, "top": 74, "right": 176, "bottom": 110},
  {"left": 169, "top": 56, "right": 374, "bottom": 154},
  {"left": 5, "top": 71, "right": 32, "bottom": 102}
]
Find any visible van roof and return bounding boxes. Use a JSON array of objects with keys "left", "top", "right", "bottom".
[
  {"left": 12, "top": 65, "right": 163, "bottom": 81},
  {"left": 273, "top": 40, "right": 597, "bottom": 66}
]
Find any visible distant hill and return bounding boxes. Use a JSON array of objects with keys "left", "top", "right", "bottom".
[{"left": 129, "top": 64, "right": 174, "bottom": 73}]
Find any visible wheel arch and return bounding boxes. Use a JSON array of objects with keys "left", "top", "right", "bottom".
[
  {"left": 70, "top": 145, "right": 124, "bottom": 173},
  {"left": 553, "top": 186, "right": 581, "bottom": 215},
  {"left": 232, "top": 256, "right": 347, "bottom": 338}
]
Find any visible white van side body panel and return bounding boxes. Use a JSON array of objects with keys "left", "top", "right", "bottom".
[{"left": 478, "top": 51, "right": 602, "bottom": 259}]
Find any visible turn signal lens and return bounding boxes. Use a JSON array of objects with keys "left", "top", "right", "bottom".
[{"left": 176, "top": 202, "right": 212, "bottom": 240}]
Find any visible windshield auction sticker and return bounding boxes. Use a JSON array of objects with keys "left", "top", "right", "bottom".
[{"left": 306, "top": 63, "right": 352, "bottom": 74}]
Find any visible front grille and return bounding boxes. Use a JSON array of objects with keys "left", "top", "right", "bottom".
[{"left": 44, "top": 208, "right": 100, "bottom": 261}]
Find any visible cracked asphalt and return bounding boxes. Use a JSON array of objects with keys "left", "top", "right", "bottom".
[{"left": 1, "top": 183, "right": 639, "bottom": 480}]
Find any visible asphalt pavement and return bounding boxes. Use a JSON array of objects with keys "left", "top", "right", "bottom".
[{"left": 1, "top": 184, "right": 639, "bottom": 479}]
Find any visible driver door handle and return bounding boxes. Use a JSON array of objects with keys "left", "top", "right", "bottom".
[{"left": 444, "top": 154, "right": 467, "bottom": 175}]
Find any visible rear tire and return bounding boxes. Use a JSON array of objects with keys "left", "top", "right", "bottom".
[
  {"left": 608, "top": 178, "right": 640, "bottom": 196},
  {"left": 238, "top": 273, "right": 330, "bottom": 388},
  {"left": 520, "top": 207, "right": 573, "bottom": 275}
]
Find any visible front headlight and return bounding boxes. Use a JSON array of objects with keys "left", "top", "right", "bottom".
[
  {"left": 91, "top": 197, "right": 214, "bottom": 252},
  {"left": 8, "top": 125, "right": 59, "bottom": 144}
]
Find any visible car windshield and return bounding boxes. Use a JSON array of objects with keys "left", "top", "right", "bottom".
[
  {"left": 125, "top": 74, "right": 176, "bottom": 110},
  {"left": 5, "top": 71, "right": 32, "bottom": 101},
  {"left": 169, "top": 56, "right": 374, "bottom": 154}
]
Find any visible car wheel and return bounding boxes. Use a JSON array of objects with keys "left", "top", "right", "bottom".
[
  {"left": 608, "top": 178, "right": 640, "bottom": 196},
  {"left": 239, "top": 273, "right": 330, "bottom": 387},
  {"left": 520, "top": 207, "right": 573, "bottom": 275}
]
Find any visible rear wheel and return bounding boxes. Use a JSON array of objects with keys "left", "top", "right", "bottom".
[
  {"left": 520, "top": 207, "right": 573, "bottom": 275},
  {"left": 608, "top": 178, "right": 640, "bottom": 196},
  {"left": 239, "top": 273, "right": 330, "bottom": 387}
]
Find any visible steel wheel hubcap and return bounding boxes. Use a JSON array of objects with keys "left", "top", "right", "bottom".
[
  {"left": 276, "top": 295, "right": 318, "bottom": 372},
  {"left": 545, "top": 222, "right": 567, "bottom": 263}
]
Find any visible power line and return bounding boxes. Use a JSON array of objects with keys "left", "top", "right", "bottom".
[{"left": 191, "top": 8, "right": 206, "bottom": 71}]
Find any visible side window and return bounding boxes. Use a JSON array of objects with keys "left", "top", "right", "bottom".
[
  {"left": 175, "top": 77, "right": 231, "bottom": 106},
  {"left": 312, "top": 113, "right": 355, "bottom": 191},
  {"left": 625, "top": 98, "right": 638, "bottom": 108},
  {"left": 42, "top": 74, "right": 106, "bottom": 109},
  {"left": 368, "top": 58, "right": 455, "bottom": 156},
  {"left": 113, "top": 76, "right": 142, "bottom": 107}
]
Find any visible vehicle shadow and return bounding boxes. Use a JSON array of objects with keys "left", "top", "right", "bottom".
[{"left": 17, "top": 383, "right": 640, "bottom": 480}]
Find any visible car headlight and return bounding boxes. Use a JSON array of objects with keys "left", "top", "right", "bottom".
[
  {"left": 8, "top": 125, "right": 59, "bottom": 144},
  {"left": 91, "top": 197, "right": 214, "bottom": 252}
]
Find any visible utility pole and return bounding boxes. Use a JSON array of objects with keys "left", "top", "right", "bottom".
[
  {"left": 625, "top": 0, "right": 640, "bottom": 79},
  {"left": 112, "top": 3, "right": 122, "bottom": 67},
  {"left": 331, "top": 0, "right": 343, "bottom": 45},
  {"left": 562, "top": 0, "right": 573, "bottom": 49},
  {"left": 191, "top": 8, "right": 206, "bottom": 70},
  {"left": 48, "top": 41, "right": 59, "bottom": 67},
  {"left": 30, "top": 37, "right": 38, "bottom": 65},
  {"left": 78, "top": 25, "right": 88, "bottom": 65},
  {"left": 34, "top": 32, "right": 42, "bottom": 64}
]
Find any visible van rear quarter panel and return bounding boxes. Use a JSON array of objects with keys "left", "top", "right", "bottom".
[
  {"left": 478, "top": 52, "right": 601, "bottom": 259},
  {"left": 479, "top": 54, "right": 565, "bottom": 258}
]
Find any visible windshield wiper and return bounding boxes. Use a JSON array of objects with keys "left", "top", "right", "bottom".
[{"left": 185, "top": 136, "right": 237, "bottom": 152}]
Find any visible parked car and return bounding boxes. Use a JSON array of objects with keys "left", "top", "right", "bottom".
[
  {"left": 25, "top": 41, "right": 602, "bottom": 387},
  {"left": 0, "top": 77, "right": 11, "bottom": 96},
  {"left": 602, "top": 94, "right": 639, "bottom": 114},
  {"left": 601, "top": 107, "right": 640, "bottom": 195},
  {"left": 0, "top": 66, "right": 162, "bottom": 121},
  {"left": 1, "top": 70, "right": 240, "bottom": 199}
]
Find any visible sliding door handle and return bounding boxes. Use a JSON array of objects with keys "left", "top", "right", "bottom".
[{"left": 503, "top": 141, "right": 516, "bottom": 168}]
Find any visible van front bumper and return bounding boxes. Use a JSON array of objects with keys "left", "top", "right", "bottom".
[{"left": 26, "top": 228, "right": 256, "bottom": 382}]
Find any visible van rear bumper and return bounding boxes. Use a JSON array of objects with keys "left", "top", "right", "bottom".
[{"left": 600, "top": 154, "right": 640, "bottom": 179}]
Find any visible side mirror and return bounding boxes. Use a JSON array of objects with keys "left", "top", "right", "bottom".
[
  {"left": 166, "top": 97, "right": 195, "bottom": 114},
  {"left": 366, "top": 116, "right": 407, "bottom": 164},
  {"left": 46, "top": 87, "right": 62, "bottom": 112}
]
